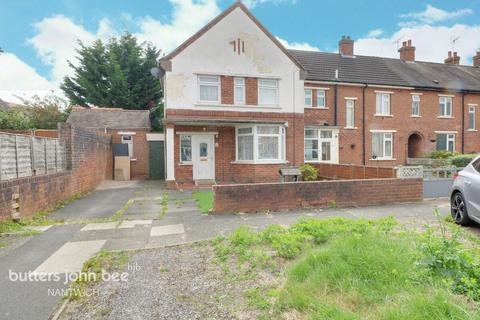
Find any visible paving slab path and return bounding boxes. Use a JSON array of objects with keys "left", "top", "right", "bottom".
[{"left": 0, "top": 179, "right": 473, "bottom": 320}]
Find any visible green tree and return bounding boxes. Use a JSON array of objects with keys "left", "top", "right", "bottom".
[{"left": 61, "top": 32, "right": 162, "bottom": 110}]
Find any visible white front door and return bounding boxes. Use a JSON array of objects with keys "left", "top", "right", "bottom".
[{"left": 192, "top": 135, "right": 215, "bottom": 181}]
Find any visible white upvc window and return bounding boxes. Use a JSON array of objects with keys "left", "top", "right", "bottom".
[
  {"left": 236, "top": 125, "right": 285, "bottom": 163},
  {"left": 304, "top": 89, "right": 312, "bottom": 107},
  {"left": 304, "top": 128, "right": 334, "bottom": 163},
  {"left": 436, "top": 133, "right": 455, "bottom": 152},
  {"left": 439, "top": 96, "right": 453, "bottom": 117},
  {"left": 469, "top": 105, "right": 476, "bottom": 130},
  {"left": 121, "top": 135, "right": 134, "bottom": 159},
  {"left": 180, "top": 135, "right": 192, "bottom": 163},
  {"left": 346, "top": 99, "right": 355, "bottom": 128},
  {"left": 258, "top": 79, "right": 279, "bottom": 105},
  {"left": 372, "top": 132, "right": 393, "bottom": 160},
  {"left": 234, "top": 77, "right": 245, "bottom": 105},
  {"left": 198, "top": 75, "right": 220, "bottom": 103},
  {"left": 412, "top": 95, "right": 420, "bottom": 116},
  {"left": 375, "top": 93, "right": 391, "bottom": 115},
  {"left": 317, "top": 90, "right": 326, "bottom": 108}
]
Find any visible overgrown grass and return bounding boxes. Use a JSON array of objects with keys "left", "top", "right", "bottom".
[
  {"left": 193, "top": 190, "right": 213, "bottom": 214},
  {"left": 212, "top": 216, "right": 480, "bottom": 319}
]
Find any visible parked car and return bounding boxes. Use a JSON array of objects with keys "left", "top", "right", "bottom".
[{"left": 451, "top": 156, "right": 480, "bottom": 225}]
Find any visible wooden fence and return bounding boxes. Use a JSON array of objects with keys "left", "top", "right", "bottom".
[{"left": 0, "top": 132, "right": 66, "bottom": 181}]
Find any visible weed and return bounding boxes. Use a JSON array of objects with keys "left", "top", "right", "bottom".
[
  {"left": 192, "top": 191, "right": 213, "bottom": 214},
  {"left": 329, "top": 200, "right": 337, "bottom": 208}
]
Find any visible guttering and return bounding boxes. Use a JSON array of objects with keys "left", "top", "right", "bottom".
[
  {"left": 362, "top": 84, "right": 367, "bottom": 165},
  {"left": 334, "top": 84, "right": 338, "bottom": 126},
  {"left": 462, "top": 92, "right": 466, "bottom": 153}
]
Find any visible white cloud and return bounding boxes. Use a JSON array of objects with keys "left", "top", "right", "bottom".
[
  {"left": 366, "top": 28, "right": 384, "bottom": 38},
  {"left": 400, "top": 4, "right": 473, "bottom": 25},
  {"left": 242, "top": 0, "right": 297, "bottom": 9},
  {"left": 276, "top": 36, "right": 319, "bottom": 51},
  {"left": 355, "top": 24, "right": 480, "bottom": 64},
  {"left": 135, "top": 0, "right": 220, "bottom": 54}
]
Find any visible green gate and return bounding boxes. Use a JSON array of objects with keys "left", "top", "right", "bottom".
[{"left": 149, "top": 141, "right": 165, "bottom": 180}]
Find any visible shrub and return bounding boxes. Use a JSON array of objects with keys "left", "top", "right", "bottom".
[
  {"left": 451, "top": 154, "right": 478, "bottom": 167},
  {"left": 299, "top": 164, "right": 319, "bottom": 181},
  {"left": 427, "top": 150, "right": 456, "bottom": 159}
]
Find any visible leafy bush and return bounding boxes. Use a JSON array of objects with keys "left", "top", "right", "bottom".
[
  {"left": 299, "top": 164, "right": 319, "bottom": 181},
  {"left": 228, "top": 225, "right": 258, "bottom": 247},
  {"left": 428, "top": 150, "right": 457, "bottom": 159},
  {"left": 271, "top": 232, "right": 308, "bottom": 259},
  {"left": 451, "top": 154, "right": 478, "bottom": 167}
]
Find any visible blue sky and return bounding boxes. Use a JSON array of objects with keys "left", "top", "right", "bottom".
[{"left": 1, "top": 0, "right": 480, "bottom": 102}]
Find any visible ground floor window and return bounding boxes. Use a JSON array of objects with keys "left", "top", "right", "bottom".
[
  {"left": 436, "top": 133, "right": 455, "bottom": 152},
  {"left": 121, "top": 135, "right": 134, "bottom": 158},
  {"left": 371, "top": 132, "right": 393, "bottom": 160},
  {"left": 236, "top": 125, "right": 285, "bottom": 163},
  {"left": 180, "top": 135, "right": 192, "bottom": 162},
  {"left": 304, "top": 128, "right": 335, "bottom": 163}
]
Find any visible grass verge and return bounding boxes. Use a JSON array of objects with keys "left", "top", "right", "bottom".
[
  {"left": 193, "top": 190, "right": 213, "bottom": 214},
  {"left": 212, "top": 214, "right": 480, "bottom": 319}
]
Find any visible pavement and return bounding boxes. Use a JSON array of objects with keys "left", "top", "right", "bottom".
[{"left": 0, "top": 179, "right": 467, "bottom": 320}]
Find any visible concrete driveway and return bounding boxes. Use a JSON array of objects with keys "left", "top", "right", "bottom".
[{"left": 0, "top": 179, "right": 471, "bottom": 320}]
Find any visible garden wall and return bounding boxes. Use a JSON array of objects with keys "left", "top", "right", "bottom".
[
  {"left": 311, "top": 163, "right": 397, "bottom": 180},
  {"left": 213, "top": 178, "right": 422, "bottom": 214},
  {"left": 0, "top": 123, "right": 112, "bottom": 220}
]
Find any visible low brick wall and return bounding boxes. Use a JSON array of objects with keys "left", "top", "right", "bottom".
[
  {"left": 311, "top": 163, "right": 397, "bottom": 180},
  {"left": 213, "top": 178, "right": 422, "bottom": 214},
  {"left": 0, "top": 124, "right": 112, "bottom": 220}
]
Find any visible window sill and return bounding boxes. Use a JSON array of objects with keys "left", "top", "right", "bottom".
[
  {"left": 370, "top": 158, "right": 396, "bottom": 161},
  {"left": 410, "top": 115, "right": 422, "bottom": 118},
  {"left": 304, "top": 107, "right": 329, "bottom": 110},
  {"left": 179, "top": 162, "right": 193, "bottom": 166},
  {"left": 231, "top": 161, "right": 289, "bottom": 165},
  {"left": 437, "top": 116, "right": 454, "bottom": 119},
  {"left": 468, "top": 129, "right": 478, "bottom": 132},
  {"left": 374, "top": 114, "right": 393, "bottom": 117},
  {"left": 195, "top": 103, "right": 281, "bottom": 109},
  {"left": 130, "top": 158, "right": 137, "bottom": 162},
  {"left": 305, "top": 160, "right": 336, "bottom": 164},
  {"left": 344, "top": 127, "right": 357, "bottom": 130}
]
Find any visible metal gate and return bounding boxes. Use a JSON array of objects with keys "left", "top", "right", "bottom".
[{"left": 149, "top": 140, "right": 165, "bottom": 180}]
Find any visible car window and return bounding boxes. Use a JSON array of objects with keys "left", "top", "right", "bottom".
[{"left": 473, "top": 159, "right": 480, "bottom": 173}]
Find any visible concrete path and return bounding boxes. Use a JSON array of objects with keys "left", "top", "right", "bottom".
[{"left": 0, "top": 179, "right": 471, "bottom": 320}]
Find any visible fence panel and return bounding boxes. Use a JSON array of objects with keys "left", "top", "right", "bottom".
[
  {"left": 33, "top": 137, "right": 46, "bottom": 175},
  {"left": 0, "top": 134, "right": 17, "bottom": 180},
  {"left": 0, "top": 132, "right": 67, "bottom": 181},
  {"left": 16, "top": 135, "right": 32, "bottom": 178}
]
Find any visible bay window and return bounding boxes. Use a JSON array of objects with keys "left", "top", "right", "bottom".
[
  {"left": 236, "top": 125, "right": 285, "bottom": 162},
  {"left": 372, "top": 132, "right": 393, "bottom": 160},
  {"left": 375, "top": 93, "right": 391, "bottom": 115},
  {"left": 198, "top": 75, "right": 220, "bottom": 103},
  {"left": 258, "top": 79, "right": 279, "bottom": 105}
]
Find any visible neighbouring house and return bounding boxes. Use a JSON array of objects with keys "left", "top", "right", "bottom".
[
  {"left": 159, "top": 2, "right": 480, "bottom": 188},
  {"left": 67, "top": 107, "right": 152, "bottom": 179}
]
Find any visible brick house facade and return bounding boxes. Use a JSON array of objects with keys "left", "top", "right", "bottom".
[{"left": 159, "top": 2, "right": 480, "bottom": 188}]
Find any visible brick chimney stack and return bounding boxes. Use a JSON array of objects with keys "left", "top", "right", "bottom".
[
  {"left": 398, "top": 40, "right": 415, "bottom": 62},
  {"left": 444, "top": 51, "right": 460, "bottom": 65},
  {"left": 339, "top": 35, "right": 354, "bottom": 56},
  {"left": 473, "top": 51, "right": 480, "bottom": 67}
]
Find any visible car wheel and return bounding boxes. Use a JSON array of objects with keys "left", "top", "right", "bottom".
[{"left": 451, "top": 192, "right": 472, "bottom": 226}]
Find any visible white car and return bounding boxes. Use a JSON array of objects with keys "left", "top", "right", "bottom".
[{"left": 451, "top": 156, "right": 480, "bottom": 225}]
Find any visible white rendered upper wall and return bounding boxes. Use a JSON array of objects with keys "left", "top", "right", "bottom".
[{"left": 165, "top": 6, "right": 304, "bottom": 114}]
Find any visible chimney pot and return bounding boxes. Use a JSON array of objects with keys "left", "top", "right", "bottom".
[
  {"left": 398, "top": 39, "right": 415, "bottom": 62},
  {"left": 473, "top": 51, "right": 480, "bottom": 67},
  {"left": 445, "top": 51, "right": 460, "bottom": 65}
]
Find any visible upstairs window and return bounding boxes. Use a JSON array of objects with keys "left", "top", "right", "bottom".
[
  {"left": 234, "top": 78, "right": 245, "bottom": 105},
  {"left": 258, "top": 79, "right": 278, "bottom": 105},
  {"left": 346, "top": 99, "right": 355, "bottom": 128},
  {"left": 304, "top": 89, "right": 312, "bottom": 107},
  {"left": 317, "top": 90, "right": 326, "bottom": 108},
  {"left": 436, "top": 133, "right": 455, "bottom": 152},
  {"left": 439, "top": 96, "right": 452, "bottom": 117},
  {"left": 412, "top": 95, "right": 420, "bottom": 116},
  {"left": 375, "top": 93, "right": 391, "bottom": 115},
  {"left": 469, "top": 105, "right": 476, "bottom": 130},
  {"left": 198, "top": 75, "right": 220, "bottom": 103},
  {"left": 372, "top": 132, "right": 393, "bottom": 160}
]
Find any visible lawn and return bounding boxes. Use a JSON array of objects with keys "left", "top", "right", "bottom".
[
  {"left": 192, "top": 190, "right": 213, "bottom": 214},
  {"left": 212, "top": 215, "right": 480, "bottom": 319}
]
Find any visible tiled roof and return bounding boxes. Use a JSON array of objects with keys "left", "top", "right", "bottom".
[
  {"left": 289, "top": 50, "right": 480, "bottom": 92},
  {"left": 67, "top": 108, "right": 150, "bottom": 129}
]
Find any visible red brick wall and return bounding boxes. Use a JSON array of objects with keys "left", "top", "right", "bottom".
[
  {"left": 221, "top": 76, "right": 234, "bottom": 105},
  {"left": 110, "top": 129, "right": 149, "bottom": 179},
  {"left": 0, "top": 124, "right": 112, "bottom": 220},
  {"left": 245, "top": 77, "right": 258, "bottom": 105},
  {"left": 213, "top": 178, "right": 423, "bottom": 213}
]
